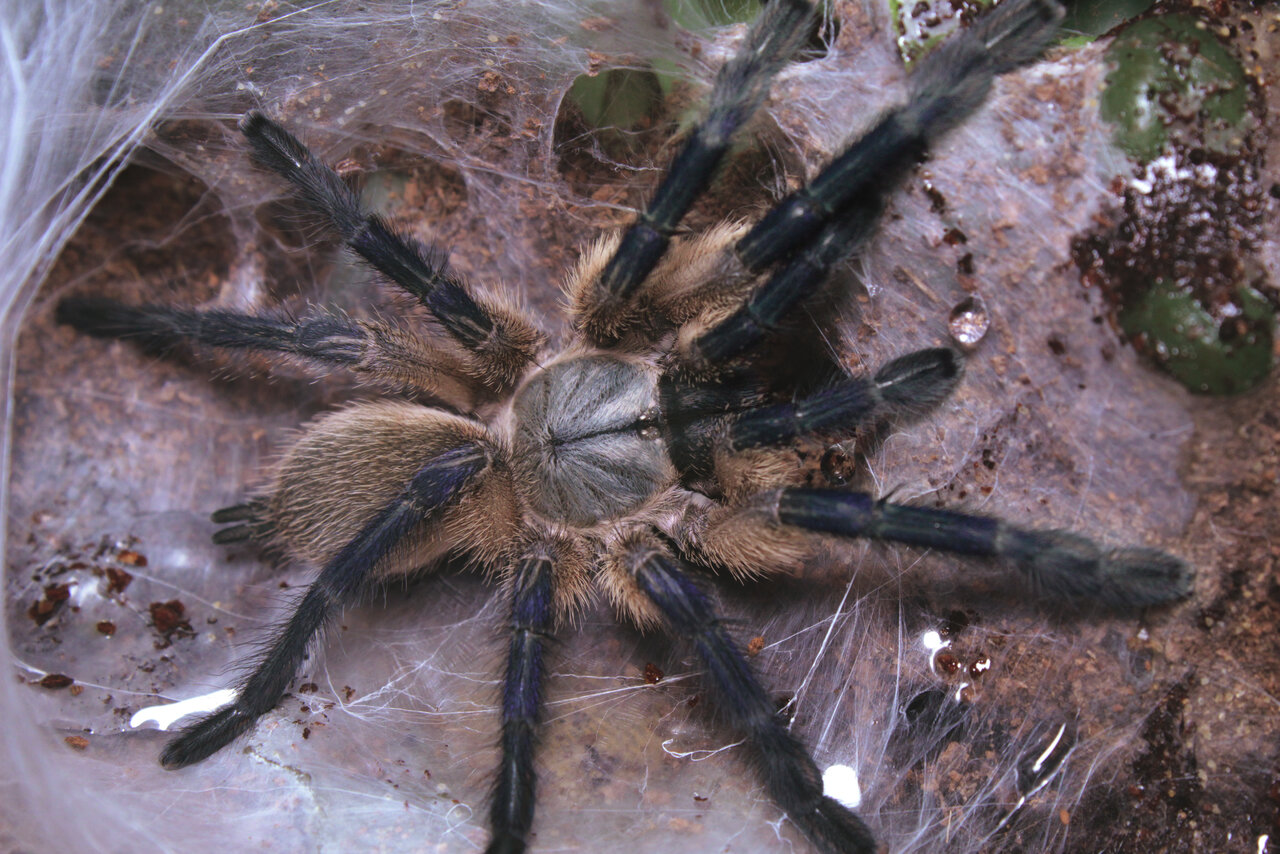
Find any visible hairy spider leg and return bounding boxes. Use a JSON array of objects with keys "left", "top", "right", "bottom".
[
  {"left": 487, "top": 547, "right": 557, "bottom": 854},
  {"left": 682, "top": 0, "right": 1066, "bottom": 369},
  {"left": 239, "top": 112, "right": 543, "bottom": 388},
  {"left": 775, "top": 488, "right": 1194, "bottom": 609},
  {"left": 54, "top": 298, "right": 478, "bottom": 405},
  {"left": 735, "top": 0, "right": 1065, "bottom": 272},
  {"left": 727, "top": 347, "right": 962, "bottom": 449},
  {"left": 623, "top": 538, "right": 877, "bottom": 854},
  {"left": 682, "top": 200, "right": 884, "bottom": 369},
  {"left": 579, "top": 0, "right": 818, "bottom": 338},
  {"left": 160, "top": 443, "right": 489, "bottom": 769},
  {"left": 660, "top": 347, "right": 961, "bottom": 487}
]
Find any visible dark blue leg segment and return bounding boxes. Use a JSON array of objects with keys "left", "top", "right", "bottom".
[
  {"left": 630, "top": 546, "right": 875, "bottom": 854},
  {"left": 776, "top": 488, "right": 1193, "bottom": 609},
  {"left": 688, "top": 200, "right": 881, "bottom": 367},
  {"left": 734, "top": 0, "right": 1063, "bottom": 273},
  {"left": 778, "top": 489, "right": 1000, "bottom": 553},
  {"left": 486, "top": 551, "right": 556, "bottom": 854},
  {"left": 585, "top": 0, "right": 816, "bottom": 330},
  {"left": 57, "top": 298, "right": 368, "bottom": 366},
  {"left": 658, "top": 367, "right": 772, "bottom": 483},
  {"left": 729, "top": 376, "right": 878, "bottom": 450},
  {"left": 735, "top": 112, "right": 912, "bottom": 274},
  {"left": 239, "top": 113, "right": 532, "bottom": 378},
  {"left": 725, "top": 348, "right": 960, "bottom": 450},
  {"left": 872, "top": 346, "right": 963, "bottom": 415},
  {"left": 160, "top": 444, "right": 488, "bottom": 769}
]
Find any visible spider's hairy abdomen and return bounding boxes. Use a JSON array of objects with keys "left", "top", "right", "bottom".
[
  {"left": 510, "top": 353, "right": 674, "bottom": 527},
  {"left": 264, "top": 401, "right": 519, "bottom": 573}
]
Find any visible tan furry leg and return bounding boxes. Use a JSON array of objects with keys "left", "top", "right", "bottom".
[
  {"left": 347, "top": 317, "right": 480, "bottom": 406},
  {"left": 678, "top": 490, "right": 811, "bottom": 581},
  {"left": 496, "top": 530, "right": 594, "bottom": 626},
  {"left": 566, "top": 224, "right": 757, "bottom": 346},
  {"left": 462, "top": 286, "right": 546, "bottom": 390},
  {"left": 597, "top": 528, "right": 673, "bottom": 631}
]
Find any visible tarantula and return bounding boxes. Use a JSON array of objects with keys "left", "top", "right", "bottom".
[{"left": 56, "top": 1, "right": 1192, "bottom": 851}]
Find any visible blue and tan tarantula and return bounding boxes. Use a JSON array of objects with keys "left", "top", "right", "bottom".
[{"left": 56, "top": 1, "right": 1192, "bottom": 851}]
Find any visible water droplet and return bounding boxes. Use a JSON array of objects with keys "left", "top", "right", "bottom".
[{"left": 949, "top": 296, "right": 989, "bottom": 349}]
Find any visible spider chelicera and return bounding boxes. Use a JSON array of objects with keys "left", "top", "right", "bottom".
[{"left": 56, "top": 1, "right": 1192, "bottom": 851}]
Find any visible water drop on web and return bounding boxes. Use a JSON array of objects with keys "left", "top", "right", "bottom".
[{"left": 948, "top": 296, "right": 989, "bottom": 349}]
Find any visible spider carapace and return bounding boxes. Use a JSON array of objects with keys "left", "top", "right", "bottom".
[{"left": 56, "top": 1, "right": 1192, "bottom": 852}]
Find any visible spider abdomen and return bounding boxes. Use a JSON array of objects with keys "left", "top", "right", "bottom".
[
  {"left": 264, "top": 401, "right": 519, "bottom": 573},
  {"left": 511, "top": 354, "right": 673, "bottom": 526}
]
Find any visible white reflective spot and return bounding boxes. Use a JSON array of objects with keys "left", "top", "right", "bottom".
[
  {"left": 953, "top": 682, "right": 970, "bottom": 702},
  {"left": 1258, "top": 834, "right": 1269, "bottom": 854},
  {"left": 130, "top": 688, "right": 237, "bottom": 731},
  {"left": 922, "top": 629, "right": 950, "bottom": 675},
  {"left": 1032, "top": 723, "right": 1068, "bottom": 774},
  {"left": 822, "top": 764, "right": 861, "bottom": 809}
]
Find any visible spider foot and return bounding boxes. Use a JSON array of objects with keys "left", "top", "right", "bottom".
[
  {"left": 1003, "top": 529, "right": 1195, "bottom": 610},
  {"left": 211, "top": 501, "right": 266, "bottom": 544},
  {"left": 793, "top": 797, "right": 877, "bottom": 854},
  {"left": 55, "top": 296, "right": 182, "bottom": 350},
  {"left": 874, "top": 346, "right": 963, "bottom": 417},
  {"left": 160, "top": 705, "right": 254, "bottom": 769},
  {"left": 754, "top": 717, "right": 876, "bottom": 854}
]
